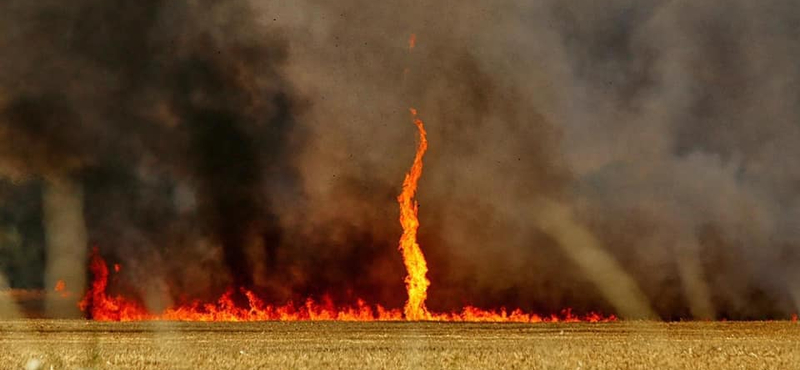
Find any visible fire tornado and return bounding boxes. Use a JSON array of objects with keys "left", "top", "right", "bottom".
[{"left": 397, "top": 108, "right": 430, "bottom": 321}]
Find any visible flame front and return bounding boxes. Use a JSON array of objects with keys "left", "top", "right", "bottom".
[
  {"left": 397, "top": 108, "right": 431, "bottom": 320},
  {"left": 79, "top": 249, "right": 614, "bottom": 322}
]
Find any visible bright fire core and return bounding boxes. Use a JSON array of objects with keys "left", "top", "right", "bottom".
[{"left": 77, "top": 109, "right": 614, "bottom": 323}]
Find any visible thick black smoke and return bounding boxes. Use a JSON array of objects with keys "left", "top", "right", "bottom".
[{"left": 0, "top": 0, "right": 301, "bottom": 302}]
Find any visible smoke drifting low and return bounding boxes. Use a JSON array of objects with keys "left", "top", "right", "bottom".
[{"left": 0, "top": 0, "right": 798, "bottom": 319}]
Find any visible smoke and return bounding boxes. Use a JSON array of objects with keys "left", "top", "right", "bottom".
[
  {"left": 266, "top": 0, "right": 800, "bottom": 319},
  {"left": 1, "top": 0, "right": 799, "bottom": 319},
  {"left": 0, "top": 0, "right": 300, "bottom": 308}
]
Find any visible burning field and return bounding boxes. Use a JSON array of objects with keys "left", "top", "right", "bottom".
[
  {"left": 3, "top": 0, "right": 800, "bottom": 368},
  {"left": 70, "top": 105, "right": 612, "bottom": 323}
]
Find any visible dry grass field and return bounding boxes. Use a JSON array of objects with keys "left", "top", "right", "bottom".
[{"left": 0, "top": 320, "right": 798, "bottom": 369}]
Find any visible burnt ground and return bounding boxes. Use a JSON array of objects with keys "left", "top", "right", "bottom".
[{"left": 0, "top": 320, "right": 798, "bottom": 369}]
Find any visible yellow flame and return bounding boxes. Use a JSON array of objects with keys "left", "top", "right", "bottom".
[{"left": 398, "top": 107, "right": 430, "bottom": 320}]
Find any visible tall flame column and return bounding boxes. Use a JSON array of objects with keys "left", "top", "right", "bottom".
[{"left": 397, "top": 108, "right": 431, "bottom": 320}]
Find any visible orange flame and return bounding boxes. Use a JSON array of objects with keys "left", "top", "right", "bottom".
[
  {"left": 79, "top": 249, "right": 614, "bottom": 322},
  {"left": 78, "top": 249, "right": 146, "bottom": 321},
  {"left": 397, "top": 108, "right": 431, "bottom": 320},
  {"left": 408, "top": 34, "right": 416, "bottom": 50},
  {"left": 79, "top": 249, "right": 405, "bottom": 321}
]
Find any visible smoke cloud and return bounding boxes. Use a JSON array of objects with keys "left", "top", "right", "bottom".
[{"left": 0, "top": 0, "right": 798, "bottom": 319}]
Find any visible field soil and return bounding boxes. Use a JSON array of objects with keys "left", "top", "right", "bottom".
[{"left": 1, "top": 320, "right": 798, "bottom": 369}]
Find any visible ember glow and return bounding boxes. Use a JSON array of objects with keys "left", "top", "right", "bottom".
[
  {"left": 53, "top": 279, "right": 70, "bottom": 298},
  {"left": 54, "top": 280, "right": 65, "bottom": 293},
  {"left": 77, "top": 112, "right": 615, "bottom": 323}
]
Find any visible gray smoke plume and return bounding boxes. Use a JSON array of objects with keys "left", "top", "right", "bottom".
[{"left": 0, "top": 0, "right": 799, "bottom": 319}]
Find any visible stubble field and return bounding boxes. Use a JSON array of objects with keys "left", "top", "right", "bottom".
[{"left": 0, "top": 320, "right": 798, "bottom": 369}]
